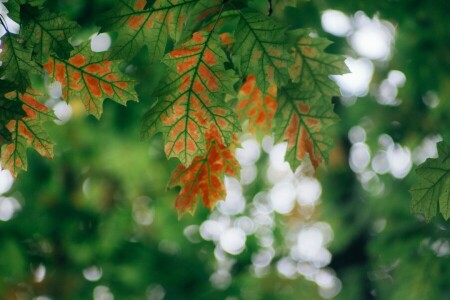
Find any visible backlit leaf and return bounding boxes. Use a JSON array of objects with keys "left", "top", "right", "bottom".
[
  {"left": 289, "top": 30, "right": 348, "bottom": 103},
  {"left": 275, "top": 86, "right": 338, "bottom": 170},
  {"left": 20, "top": 4, "right": 79, "bottom": 64},
  {"left": 169, "top": 133, "right": 239, "bottom": 216},
  {"left": 236, "top": 74, "right": 277, "bottom": 140},
  {"left": 0, "top": 33, "right": 42, "bottom": 91},
  {"left": 44, "top": 44, "right": 138, "bottom": 118},
  {"left": 98, "top": 0, "right": 196, "bottom": 61},
  {"left": 142, "top": 31, "right": 239, "bottom": 166},
  {"left": 233, "top": 9, "right": 291, "bottom": 92},
  {"left": 411, "top": 141, "right": 450, "bottom": 221},
  {"left": 1, "top": 89, "right": 55, "bottom": 176}
]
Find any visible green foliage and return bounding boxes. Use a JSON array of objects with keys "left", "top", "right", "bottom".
[
  {"left": 0, "top": 0, "right": 449, "bottom": 299},
  {"left": 411, "top": 141, "right": 450, "bottom": 220}
]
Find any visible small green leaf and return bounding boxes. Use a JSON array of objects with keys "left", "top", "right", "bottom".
[{"left": 411, "top": 141, "right": 450, "bottom": 221}]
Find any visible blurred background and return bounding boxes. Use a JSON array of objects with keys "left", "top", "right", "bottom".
[{"left": 0, "top": 0, "right": 449, "bottom": 299}]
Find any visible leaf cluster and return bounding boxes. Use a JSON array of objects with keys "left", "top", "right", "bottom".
[{"left": 0, "top": 0, "right": 347, "bottom": 216}]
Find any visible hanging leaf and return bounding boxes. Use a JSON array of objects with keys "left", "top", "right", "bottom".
[
  {"left": 233, "top": 8, "right": 291, "bottom": 92},
  {"left": 0, "top": 98, "right": 26, "bottom": 143},
  {"left": 275, "top": 86, "right": 338, "bottom": 170},
  {"left": 0, "top": 33, "right": 42, "bottom": 91},
  {"left": 1, "top": 89, "right": 55, "bottom": 176},
  {"left": 289, "top": 30, "right": 348, "bottom": 103},
  {"left": 411, "top": 141, "right": 450, "bottom": 221},
  {"left": 142, "top": 31, "right": 239, "bottom": 166},
  {"left": 236, "top": 74, "right": 277, "bottom": 140},
  {"left": 44, "top": 44, "right": 138, "bottom": 118},
  {"left": 98, "top": 0, "right": 196, "bottom": 61},
  {"left": 169, "top": 132, "right": 239, "bottom": 216},
  {"left": 3, "top": 0, "right": 45, "bottom": 23},
  {"left": 20, "top": 4, "right": 79, "bottom": 64}
]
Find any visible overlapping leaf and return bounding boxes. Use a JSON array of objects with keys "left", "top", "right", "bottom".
[
  {"left": 236, "top": 74, "right": 277, "bottom": 140},
  {"left": 98, "top": 0, "right": 196, "bottom": 61},
  {"left": 275, "top": 86, "right": 338, "bottom": 170},
  {"left": 142, "top": 31, "right": 239, "bottom": 166},
  {"left": 44, "top": 44, "right": 138, "bottom": 118},
  {"left": 1, "top": 89, "right": 55, "bottom": 176},
  {"left": 20, "top": 4, "right": 79, "bottom": 64},
  {"left": 0, "top": 33, "right": 42, "bottom": 91},
  {"left": 411, "top": 141, "right": 450, "bottom": 221},
  {"left": 233, "top": 8, "right": 291, "bottom": 92},
  {"left": 169, "top": 133, "right": 239, "bottom": 216},
  {"left": 289, "top": 30, "right": 348, "bottom": 103},
  {"left": 0, "top": 97, "right": 26, "bottom": 143},
  {"left": 3, "top": 0, "right": 45, "bottom": 23}
]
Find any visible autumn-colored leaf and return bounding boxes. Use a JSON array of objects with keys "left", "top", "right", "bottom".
[
  {"left": 0, "top": 33, "right": 42, "bottom": 91},
  {"left": 289, "top": 30, "right": 348, "bottom": 103},
  {"left": 233, "top": 8, "right": 292, "bottom": 92},
  {"left": 44, "top": 44, "right": 138, "bottom": 118},
  {"left": 411, "top": 141, "right": 450, "bottom": 221},
  {"left": 275, "top": 86, "right": 338, "bottom": 170},
  {"left": 169, "top": 133, "right": 239, "bottom": 216},
  {"left": 142, "top": 31, "right": 240, "bottom": 166},
  {"left": 20, "top": 4, "right": 80, "bottom": 64},
  {"left": 98, "top": 0, "right": 196, "bottom": 61},
  {"left": 1, "top": 89, "right": 55, "bottom": 176},
  {"left": 236, "top": 75, "right": 277, "bottom": 140}
]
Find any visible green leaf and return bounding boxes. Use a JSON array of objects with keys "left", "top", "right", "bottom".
[
  {"left": 20, "top": 4, "right": 80, "bottom": 64},
  {"left": 0, "top": 33, "right": 42, "bottom": 91},
  {"left": 98, "top": 0, "right": 196, "bottom": 61},
  {"left": 142, "top": 31, "right": 239, "bottom": 166},
  {"left": 411, "top": 141, "right": 450, "bottom": 221},
  {"left": 3, "top": 0, "right": 45, "bottom": 23},
  {"left": 289, "top": 29, "right": 348, "bottom": 103},
  {"left": 0, "top": 97, "right": 26, "bottom": 143},
  {"left": 275, "top": 86, "right": 339, "bottom": 170},
  {"left": 233, "top": 8, "right": 292, "bottom": 92}
]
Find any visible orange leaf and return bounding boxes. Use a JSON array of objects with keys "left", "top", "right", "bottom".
[
  {"left": 237, "top": 75, "right": 277, "bottom": 140},
  {"left": 44, "top": 44, "right": 137, "bottom": 118},
  {"left": 169, "top": 132, "right": 239, "bottom": 217},
  {"left": 1, "top": 89, "right": 55, "bottom": 176}
]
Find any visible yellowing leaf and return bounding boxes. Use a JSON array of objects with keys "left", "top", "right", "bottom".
[
  {"left": 233, "top": 8, "right": 292, "bottom": 92},
  {"left": 1, "top": 89, "right": 55, "bottom": 176},
  {"left": 142, "top": 31, "right": 240, "bottom": 166},
  {"left": 411, "top": 141, "right": 450, "bottom": 221},
  {"left": 236, "top": 75, "right": 277, "bottom": 140},
  {"left": 275, "top": 87, "right": 338, "bottom": 170},
  {"left": 169, "top": 132, "right": 239, "bottom": 216},
  {"left": 44, "top": 44, "right": 138, "bottom": 118},
  {"left": 98, "top": 0, "right": 196, "bottom": 61}
]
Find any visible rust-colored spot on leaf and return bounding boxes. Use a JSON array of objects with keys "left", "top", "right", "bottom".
[
  {"left": 45, "top": 46, "right": 137, "bottom": 118},
  {"left": 236, "top": 75, "right": 277, "bottom": 140},
  {"left": 169, "top": 134, "right": 239, "bottom": 217}
]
